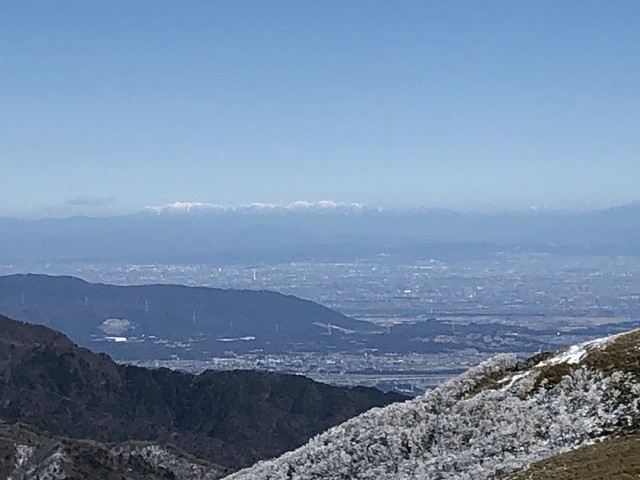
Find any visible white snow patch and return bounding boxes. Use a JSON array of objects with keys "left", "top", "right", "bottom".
[
  {"left": 499, "top": 371, "right": 530, "bottom": 391},
  {"left": 538, "top": 344, "right": 588, "bottom": 367},
  {"left": 146, "top": 201, "right": 226, "bottom": 214},
  {"left": 536, "top": 330, "right": 639, "bottom": 368}
]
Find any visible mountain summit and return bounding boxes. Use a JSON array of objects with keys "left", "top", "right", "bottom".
[{"left": 229, "top": 329, "right": 640, "bottom": 479}]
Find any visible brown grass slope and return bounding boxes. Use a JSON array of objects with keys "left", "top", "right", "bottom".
[{"left": 499, "top": 435, "right": 640, "bottom": 480}]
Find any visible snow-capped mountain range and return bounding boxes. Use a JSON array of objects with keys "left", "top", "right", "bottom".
[
  {"left": 228, "top": 330, "right": 640, "bottom": 479},
  {"left": 3, "top": 202, "right": 640, "bottom": 264},
  {"left": 145, "top": 200, "right": 370, "bottom": 214}
]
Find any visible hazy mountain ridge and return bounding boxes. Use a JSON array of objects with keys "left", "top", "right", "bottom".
[
  {"left": 2, "top": 204, "right": 640, "bottom": 264},
  {"left": 0, "top": 314, "right": 405, "bottom": 470},
  {"left": 0, "top": 274, "right": 377, "bottom": 358},
  {"left": 228, "top": 329, "right": 640, "bottom": 479}
]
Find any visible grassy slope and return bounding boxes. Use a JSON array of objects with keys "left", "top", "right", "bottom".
[{"left": 500, "top": 435, "right": 640, "bottom": 480}]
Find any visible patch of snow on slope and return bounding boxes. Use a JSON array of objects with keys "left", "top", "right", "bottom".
[
  {"left": 538, "top": 344, "right": 588, "bottom": 367},
  {"left": 499, "top": 371, "right": 530, "bottom": 391},
  {"left": 536, "top": 330, "right": 636, "bottom": 368}
]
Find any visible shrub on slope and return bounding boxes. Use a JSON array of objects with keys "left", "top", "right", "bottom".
[{"left": 0, "top": 314, "right": 405, "bottom": 470}]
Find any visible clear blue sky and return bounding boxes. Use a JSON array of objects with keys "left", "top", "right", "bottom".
[{"left": 2, "top": 1, "right": 639, "bottom": 216}]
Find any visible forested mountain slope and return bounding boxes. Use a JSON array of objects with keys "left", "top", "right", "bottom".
[
  {"left": 229, "top": 329, "right": 640, "bottom": 479},
  {"left": 0, "top": 314, "right": 405, "bottom": 470}
]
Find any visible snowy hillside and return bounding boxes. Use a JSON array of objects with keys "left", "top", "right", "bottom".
[{"left": 229, "top": 330, "right": 640, "bottom": 480}]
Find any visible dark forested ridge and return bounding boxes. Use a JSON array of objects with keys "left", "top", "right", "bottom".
[
  {"left": 0, "top": 314, "right": 406, "bottom": 470},
  {"left": 0, "top": 274, "right": 378, "bottom": 358}
]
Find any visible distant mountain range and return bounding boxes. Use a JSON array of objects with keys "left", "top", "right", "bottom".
[
  {"left": 2, "top": 203, "right": 640, "bottom": 264},
  {"left": 0, "top": 313, "right": 405, "bottom": 473},
  {"left": 229, "top": 329, "right": 640, "bottom": 479}
]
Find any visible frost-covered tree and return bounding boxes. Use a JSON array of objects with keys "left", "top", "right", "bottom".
[{"left": 228, "top": 330, "right": 640, "bottom": 480}]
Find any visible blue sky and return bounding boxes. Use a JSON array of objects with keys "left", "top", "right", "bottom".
[{"left": 2, "top": 1, "right": 639, "bottom": 217}]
